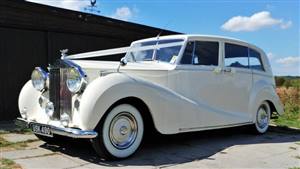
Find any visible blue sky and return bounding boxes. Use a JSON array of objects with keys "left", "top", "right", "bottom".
[{"left": 27, "top": 0, "right": 299, "bottom": 76}]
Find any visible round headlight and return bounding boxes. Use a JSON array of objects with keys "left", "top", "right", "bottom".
[
  {"left": 66, "top": 67, "right": 86, "bottom": 93},
  {"left": 31, "top": 67, "right": 48, "bottom": 91}
]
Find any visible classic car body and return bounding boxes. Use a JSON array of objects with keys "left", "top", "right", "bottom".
[{"left": 17, "top": 35, "right": 284, "bottom": 159}]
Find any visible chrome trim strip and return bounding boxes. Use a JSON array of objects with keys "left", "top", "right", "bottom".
[
  {"left": 15, "top": 118, "right": 98, "bottom": 139},
  {"left": 179, "top": 122, "right": 253, "bottom": 132}
]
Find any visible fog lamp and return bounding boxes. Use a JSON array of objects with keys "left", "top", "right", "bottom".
[
  {"left": 60, "top": 113, "right": 70, "bottom": 126},
  {"left": 45, "top": 102, "right": 54, "bottom": 117}
]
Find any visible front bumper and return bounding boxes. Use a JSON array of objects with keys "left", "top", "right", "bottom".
[{"left": 15, "top": 118, "right": 98, "bottom": 139}]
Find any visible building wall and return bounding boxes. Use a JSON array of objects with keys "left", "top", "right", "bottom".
[{"left": 0, "top": 0, "right": 179, "bottom": 120}]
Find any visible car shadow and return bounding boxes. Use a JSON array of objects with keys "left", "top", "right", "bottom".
[{"left": 40, "top": 126, "right": 300, "bottom": 167}]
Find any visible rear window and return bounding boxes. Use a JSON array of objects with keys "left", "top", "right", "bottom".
[{"left": 249, "top": 48, "right": 264, "bottom": 71}]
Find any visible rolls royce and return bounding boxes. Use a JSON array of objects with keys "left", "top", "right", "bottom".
[{"left": 17, "top": 35, "right": 284, "bottom": 160}]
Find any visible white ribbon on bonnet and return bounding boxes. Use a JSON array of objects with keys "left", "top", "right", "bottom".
[{"left": 65, "top": 41, "right": 184, "bottom": 60}]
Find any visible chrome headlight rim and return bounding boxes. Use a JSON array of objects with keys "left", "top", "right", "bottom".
[
  {"left": 66, "top": 66, "right": 87, "bottom": 94},
  {"left": 31, "top": 67, "right": 48, "bottom": 92}
]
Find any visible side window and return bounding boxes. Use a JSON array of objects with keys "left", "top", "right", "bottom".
[
  {"left": 181, "top": 41, "right": 219, "bottom": 66},
  {"left": 193, "top": 41, "right": 219, "bottom": 66},
  {"left": 225, "top": 43, "right": 249, "bottom": 69},
  {"left": 249, "top": 48, "right": 264, "bottom": 71}
]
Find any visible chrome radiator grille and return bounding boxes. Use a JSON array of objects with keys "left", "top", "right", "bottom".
[{"left": 49, "top": 65, "right": 72, "bottom": 120}]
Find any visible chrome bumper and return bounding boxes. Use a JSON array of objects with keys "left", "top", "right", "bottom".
[{"left": 15, "top": 118, "right": 98, "bottom": 139}]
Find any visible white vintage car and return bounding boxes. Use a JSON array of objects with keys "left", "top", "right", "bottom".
[{"left": 17, "top": 34, "right": 283, "bottom": 160}]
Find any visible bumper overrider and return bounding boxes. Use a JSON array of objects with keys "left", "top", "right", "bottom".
[{"left": 15, "top": 118, "right": 98, "bottom": 139}]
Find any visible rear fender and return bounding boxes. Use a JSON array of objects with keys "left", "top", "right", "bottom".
[{"left": 249, "top": 80, "right": 284, "bottom": 122}]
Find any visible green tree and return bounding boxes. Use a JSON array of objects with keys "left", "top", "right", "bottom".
[{"left": 275, "top": 77, "right": 285, "bottom": 87}]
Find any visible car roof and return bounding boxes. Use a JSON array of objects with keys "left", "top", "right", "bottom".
[
  {"left": 132, "top": 34, "right": 248, "bottom": 44},
  {"left": 130, "top": 34, "right": 271, "bottom": 74},
  {"left": 131, "top": 34, "right": 264, "bottom": 54}
]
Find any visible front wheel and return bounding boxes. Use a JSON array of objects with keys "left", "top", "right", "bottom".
[
  {"left": 253, "top": 101, "right": 271, "bottom": 134},
  {"left": 91, "top": 104, "right": 144, "bottom": 160}
]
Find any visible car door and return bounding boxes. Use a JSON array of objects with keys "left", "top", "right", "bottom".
[
  {"left": 170, "top": 40, "right": 230, "bottom": 129},
  {"left": 169, "top": 40, "right": 252, "bottom": 130},
  {"left": 219, "top": 42, "right": 253, "bottom": 123}
]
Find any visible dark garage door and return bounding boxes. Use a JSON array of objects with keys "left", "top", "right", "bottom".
[{"left": 0, "top": 27, "right": 47, "bottom": 120}]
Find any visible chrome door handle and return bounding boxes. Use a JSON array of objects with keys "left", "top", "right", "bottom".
[
  {"left": 213, "top": 67, "right": 222, "bottom": 74},
  {"left": 223, "top": 67, "right": 232, "bottom": 73},
  {"left": 223, "top": 67, "right": 236, "bottom": 75}
]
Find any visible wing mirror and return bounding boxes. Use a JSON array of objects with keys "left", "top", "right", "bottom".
[
  {"left": 120, "top": 57, "right": 128, "bottom": 66},
  {"left": 117, "top": 57, "right": 128, "bottom": 72}
]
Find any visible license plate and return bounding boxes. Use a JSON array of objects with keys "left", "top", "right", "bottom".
[{"left": 31, "top": 123, "right": 53, "bottom": 137}]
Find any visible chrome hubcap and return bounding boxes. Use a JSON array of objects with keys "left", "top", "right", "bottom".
[
  {"left": 257, "top": 105, "right": 268, "bottom": 129},
  {"left": 109, "top": 112, "right": 138, "bottom": 150}
]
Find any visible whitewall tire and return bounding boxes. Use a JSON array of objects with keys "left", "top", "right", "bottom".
[
  {"left": 91, "top": 104, "right": 144, "bottom": 160},
  {"left": 254, "top": 101, "right": 271, "bottom": 134}
]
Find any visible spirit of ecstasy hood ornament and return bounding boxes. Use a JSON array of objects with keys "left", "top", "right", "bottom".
[{"left": 60, "top": 49, "right": 69, "bottom": 59}]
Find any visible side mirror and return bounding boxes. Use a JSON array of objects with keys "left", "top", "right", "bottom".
[{"left": 120, "top": 57, "right": 128, "bottom": 66}]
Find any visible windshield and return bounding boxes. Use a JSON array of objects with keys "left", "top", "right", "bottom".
[{"left": 125, "top": 39, "right": 184, "bottom": 64}]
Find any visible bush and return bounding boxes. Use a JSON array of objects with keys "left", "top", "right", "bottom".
[
  {"left": 274, "top": 87, "right": 300, "bottom": 128},
  {"left": 275, "top": 76, "right": 300, "bottom": 88}
]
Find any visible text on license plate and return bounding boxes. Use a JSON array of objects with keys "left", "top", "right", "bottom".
[{"left": 31, "top": 124, "right": 53, "bottom": 137}]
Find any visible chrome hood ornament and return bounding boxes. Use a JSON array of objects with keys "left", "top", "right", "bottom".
[{"left": 60, "top": 49, "right": 69, "bottom": 59}]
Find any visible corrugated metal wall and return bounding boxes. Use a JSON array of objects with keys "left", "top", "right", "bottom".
[{"left": 0, "top": 0, "right": 179, "bottom": 120}]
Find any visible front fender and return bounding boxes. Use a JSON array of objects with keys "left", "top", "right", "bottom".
[
  {"left": 18, "top": 80, "right": 39, "bottom": 118},
  {"left": 18, "top": 81, "right": 49, "bottom": 123},
  {"left": 77, "top": 73, "right": 184, "bottom": 134}
]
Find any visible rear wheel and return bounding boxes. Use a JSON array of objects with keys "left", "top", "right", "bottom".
[
  {"left": 253, "top": 101, "right": 271, "bottom": 134},
  {"left": 91, "top": 104, "right": 144, "bottom": 160}
]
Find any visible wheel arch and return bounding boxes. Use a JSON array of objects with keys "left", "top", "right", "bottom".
[
  {"left": 96, "top": 96, "right": 157, "bottom": 135},
  {"left": 249, "top": 83, "right": 284, "bottom": 122},
  {"left": 266, "top": 100, "right": 281, "bottom": 118}
]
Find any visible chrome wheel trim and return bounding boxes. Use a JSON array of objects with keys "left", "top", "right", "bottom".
[
  {"left": 255, "top": 102, "right": 270, "bottom": 133},
  {"left": 102, "top": 104, "right": 144, "bottom": 158},
  {"left": 109, "top": 112, "right": 138, "bottom": 150},
  {"left": 257, "top": 106, "right": 268, "bottom": 129}
]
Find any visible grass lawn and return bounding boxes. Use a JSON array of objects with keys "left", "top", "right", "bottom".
[
  {"left": 272, "top": 111, "right": 300, "bottom": 129},
  {"left": 0, "top": 135, "right": 38, "bottom": 151},
  {"left": 0, "top": 158, "right": 22, "bottom": 169}
]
